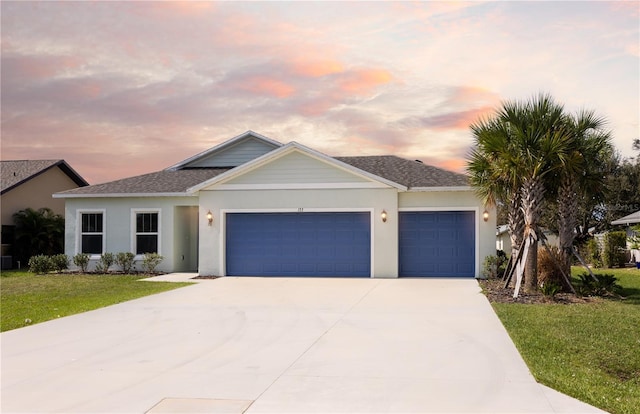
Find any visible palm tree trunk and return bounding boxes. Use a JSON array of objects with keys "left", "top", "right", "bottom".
[
  {"left": 558, "top": 176, "right": 578, "bottom": 278},
  {"left": 521, "top": 177, "right": 545, "bottom": 293}
]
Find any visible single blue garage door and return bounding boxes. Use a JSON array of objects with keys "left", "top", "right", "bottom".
[
  {"left": 226, "top": 212, "right": 370, "bottom": 277},
  {"left": 399, "top": 211, "right": 475, "bottom": 277}
]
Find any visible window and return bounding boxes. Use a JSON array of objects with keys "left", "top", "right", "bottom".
[
  {"left": 80, "top": 212, "right": 103, "bottom": 254},
  {"left": 135, "top": 212, "right": 159, "bottom": 254}
]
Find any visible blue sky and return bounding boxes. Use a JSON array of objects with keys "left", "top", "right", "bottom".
[{"left": 2, "top": 1, "right": 638, "bottom": 184}]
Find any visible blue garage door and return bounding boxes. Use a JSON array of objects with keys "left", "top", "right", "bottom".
[
  {"left": 399, "top": 211, "right": 475, "bottom": 277},
  {"left": 226, "top": 212, "right": 370, "bottom": 277}
]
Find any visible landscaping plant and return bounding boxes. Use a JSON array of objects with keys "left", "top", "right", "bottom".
[
  {"left": 116, "top": 252, "right": 135, "bottom": 273},
  {"left": 141, "top": 252, "right": 163, "bottom": 274},
  {"left": 73, "top": 253, "right": 90, "bottom": 273},
  {"left": 94, "top": 252, "right": 115, "bottom": 273}
]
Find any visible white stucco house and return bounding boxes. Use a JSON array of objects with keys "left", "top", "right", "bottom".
[{"left": 54, "top": 131, "right": 496, "bottom": 278}]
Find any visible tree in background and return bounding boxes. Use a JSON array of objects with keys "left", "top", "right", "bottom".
[{"left": 12, "top": 208, "right": 65, "bottom": 265}]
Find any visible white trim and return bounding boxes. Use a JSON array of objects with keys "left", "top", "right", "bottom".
[
  {"left": 75, "top": 209, "right": 106, "bottom": 258},
  {"left": 55, "top": 192, "right": 195, "bottom": 199},
  {"left": 398, "top": 207, "right": 480, "bottom": 278},
  {"left": 188, "top": 142, "right": 407, "bottom": 193},
  {"left": 220, "top": 208, "right": 374, "bottom": 278},
  {"left": 166, "top": 131, "right": 283, "bottom": 171},
  {"left": 130, "top": 208, "right": 162, "bottom": 259},
  {"left": 406, "top": 186, "right": 472, "bottom": 192},
  {"left": 214, "top": 182, "right": 389, "bottom": 190}
]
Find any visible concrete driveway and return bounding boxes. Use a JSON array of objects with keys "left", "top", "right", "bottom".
[{"left": 1, "top": 277, "right": 604, "bottom": 413}]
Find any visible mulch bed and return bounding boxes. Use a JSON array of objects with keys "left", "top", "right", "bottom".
[
  {"left": 479, "top": 278, "right": 599, "bottom": 304},
  {"left": 191, "top": 275, "right": 220, "bottom": 280}
]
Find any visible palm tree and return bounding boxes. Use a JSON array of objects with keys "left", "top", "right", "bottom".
[
  {"left": 556, "top": 110, "right": 612, "bottom": 276},
  {"left": 468, "top": 93, "right": 571, "bottom": 294}
]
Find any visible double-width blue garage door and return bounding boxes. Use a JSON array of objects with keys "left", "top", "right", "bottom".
[
  {"left": 226, "top": 212, "right": 371, "bottom": 277},
  {"left": 399, "top": 211, "right": 475, "bottom": 277}
]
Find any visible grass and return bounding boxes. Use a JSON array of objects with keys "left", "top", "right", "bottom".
[
  {"left": 0, "top": 269, "right": 192, "bottom": 332},
  {"left": 492, "top": 266, "right": 640, "bottom": 414}
]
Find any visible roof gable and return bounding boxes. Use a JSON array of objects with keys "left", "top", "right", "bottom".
[
  {"left": 1, "top": 160, "right": 88, "bottom": 195},
  {"left": 190, "top": 142, "right": 406, "bottom": 192},
  {"left": 611, "top": 210, "right": 640, "bottom": 226},
  {"left": 167, "top": 131, "right": 282, "bottom": 170}
]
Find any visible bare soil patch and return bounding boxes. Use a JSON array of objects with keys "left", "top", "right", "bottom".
[{"left": 479, "top": 278, "right": 599, "bottom": 304}]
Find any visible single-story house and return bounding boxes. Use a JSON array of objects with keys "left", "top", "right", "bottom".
[
  {"left": 611, "top": 210, "right": 640, "bottom": 261},
  {"left": 1, "top": 159, "right": 89, "bottom": 268},
  {"left": 496, "top": 225, "right": 558, "bottom": 253},
  {"left": 54, "top": 131, "right": 495, "bottom": 278}
]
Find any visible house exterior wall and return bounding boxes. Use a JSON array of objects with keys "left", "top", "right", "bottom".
[
  {"left": 399, "top": 191, "right": 496, "bottom": 278},
  {"left": 187, "top": 138, "right": 277, "bottom": 168},
  {"left": 64, "top": 197, "right": 198, "bottom": 272},
  {"left": 198, "top": 188, "right": 398, "bottom": 277},
  {"left": 225, "top": 152, "right": 370, "bottom": 185},
  {"left": 1, "top": 167, "right": 79, "bottom": 227}
]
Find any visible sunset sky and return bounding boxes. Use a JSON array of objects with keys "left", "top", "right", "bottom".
[{"left": 2, "top": 1, "right": 638, "bottom": 185}]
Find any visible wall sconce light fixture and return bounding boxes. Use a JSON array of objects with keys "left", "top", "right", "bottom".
[
  {"left": 483, "top": 210, "right": 489, "bottom": 222},
  {"left": 381, "top": 209, "right": 388, "bottom": 223},
  {"left": 207, "top": 210, "right": 213, "bottom": 226}
]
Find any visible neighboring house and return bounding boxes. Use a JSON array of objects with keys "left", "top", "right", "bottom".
[
  {"left": 611, "top": 211, "right": 640, "bottom": 262},
  {"left": 1, "top": 160, "right": 89, "bottom": 268},
  {"left": 54, "top": 131, "right": 496, "bottom": 278},
  {"left": 496, "top": 225, "right": 558, "bottom": 254}
]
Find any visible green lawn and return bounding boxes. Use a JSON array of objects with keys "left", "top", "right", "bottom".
[
  {"left": 492, "top": 267, "right": 640, "bottom": 414},
  {"left": 0, "top": 270, "right": 192, "bottom": 332}
]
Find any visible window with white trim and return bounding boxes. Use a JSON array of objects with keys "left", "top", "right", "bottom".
[
  {"left": 134, "top": 211, "right": 159, "bottom": 254},
  {"left": 80, "top": 212, "right": 103, "bottom": 254}
]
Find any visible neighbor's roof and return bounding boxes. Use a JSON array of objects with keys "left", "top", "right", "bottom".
[
  {"left": 55, "top": 150, "right": 469, "bottom": 198},
  {"left": 54, "top": 168, "right": 230, "bottom": 197},
  {"left": 611, "top": 210, "right": 640, "bottom": 226},
  {"left": 1, "top": 159, "right": 89, "bottom": 195},
  {"left": 336, "top": 155, "right": 469, "bottom": 188}
]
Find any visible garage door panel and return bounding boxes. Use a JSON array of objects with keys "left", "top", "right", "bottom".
[
  {"left": 226, "top": 212, "right": 370, "bottom": 277},
  {"left": 399, "top": 211, "right": 475, "bottom": 277}
]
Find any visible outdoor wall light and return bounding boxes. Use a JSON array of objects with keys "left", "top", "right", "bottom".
[
  {"left": 483, "top": 210, "right": 489, "bottom": 222},
  {"left": 381, "top": 210, "right": 388, "bottom": 223},
  {"left": 207, "top": 210, "right": 213, "bottom": 226}
]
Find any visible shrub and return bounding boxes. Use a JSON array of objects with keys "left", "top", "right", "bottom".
[
  {"left": 94, "top": 252, "right": 115, "bottom": 274},
  {"left": 28, "top": 255, "right": 53, "bottom": 274},
  {"left": 116, "top": 252, "right": 135, "bottom": 274},
  {"left": 540, "top": 281, "right": 562, "bottom": 298},
  {"left": 50, "top": 254, "right": 69, "bottom": 273},
  {"left": 482, "top": 251, "right": 508, "bottom": 279},
  {"left": 141, "top": 253, "right": 164, "bottom": 274},
  {"left": 585, "top": 237, "right": 603, "bottom": 268},
  {"left": 603, "top": 231, "right": 627, "bottom": 268},
  {"left": 576, "top": 273, "right": 621, "bottom": 297},
  {"left": 73, "top": 253, "right": 90, "bottom": 273},
  {"left": 537, "top": 246, "right": 570, "bottom": 290}
]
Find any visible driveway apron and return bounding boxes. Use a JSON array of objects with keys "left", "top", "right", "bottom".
[{"left": 1, "top": 277, "right": 604, "bottom": 413}]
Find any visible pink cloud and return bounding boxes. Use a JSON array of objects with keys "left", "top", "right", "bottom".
[
  {"left": 419, "top": 106, "right": 496, "bottom": 130},
  {"left": 337, "top": 69, "right": 393, "bottom": 94},
  {"left": 237, "top": 76, "right": 296, "bottom": 98},
  {"left": 289, "top": 57, "right": 345, "bottom": 78}
]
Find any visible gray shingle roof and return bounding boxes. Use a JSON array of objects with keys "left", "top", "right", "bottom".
[
  {"left": 336, "top": 155, "right": 469, "bottom": 187},
  {"left": 55, "top": 154, "right": 468, "bottom": 197},
  {"left": 56, "top": 168, "right": 230, "bottom": 196},
  {"left": 1, "top": 160, "right": 89, "bottom": 194}
]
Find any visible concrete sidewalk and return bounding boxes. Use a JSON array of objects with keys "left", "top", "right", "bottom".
[{"left": 1, "top": 277, "right": 605, "bottom": 413}]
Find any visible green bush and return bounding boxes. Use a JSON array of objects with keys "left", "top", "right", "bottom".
[
  {"left": 603, "top": 231, "right": 627, "bottom": 268},
  {"left": 585, "top": 237, "right": 603, "bottom": 268},
  {"left": 73, "top": 253, "right": 90, "bottom": 273},
  {"left": 141, "top": 253, "right": 163, "bottom": 274},
  {"left": 116, "top": 252, "right": 135, "bottom": 274},
  {"left": 482, "top": 252, "right": 507, "bottom": 279},
  {"left": 94, "top": 252, "right": 115, "bottom": 273},
  {"left": 28, "top": 255, "right": 53, "bottom": 274},
  {"left": 576, "top": 273, "right": 621, "bottom": 297},
  {"left": 540, "top": 281, "right": 562, "bottom": 298},
  {"left": 50, "top": 254, "right": 69, "bottom": 272}
]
